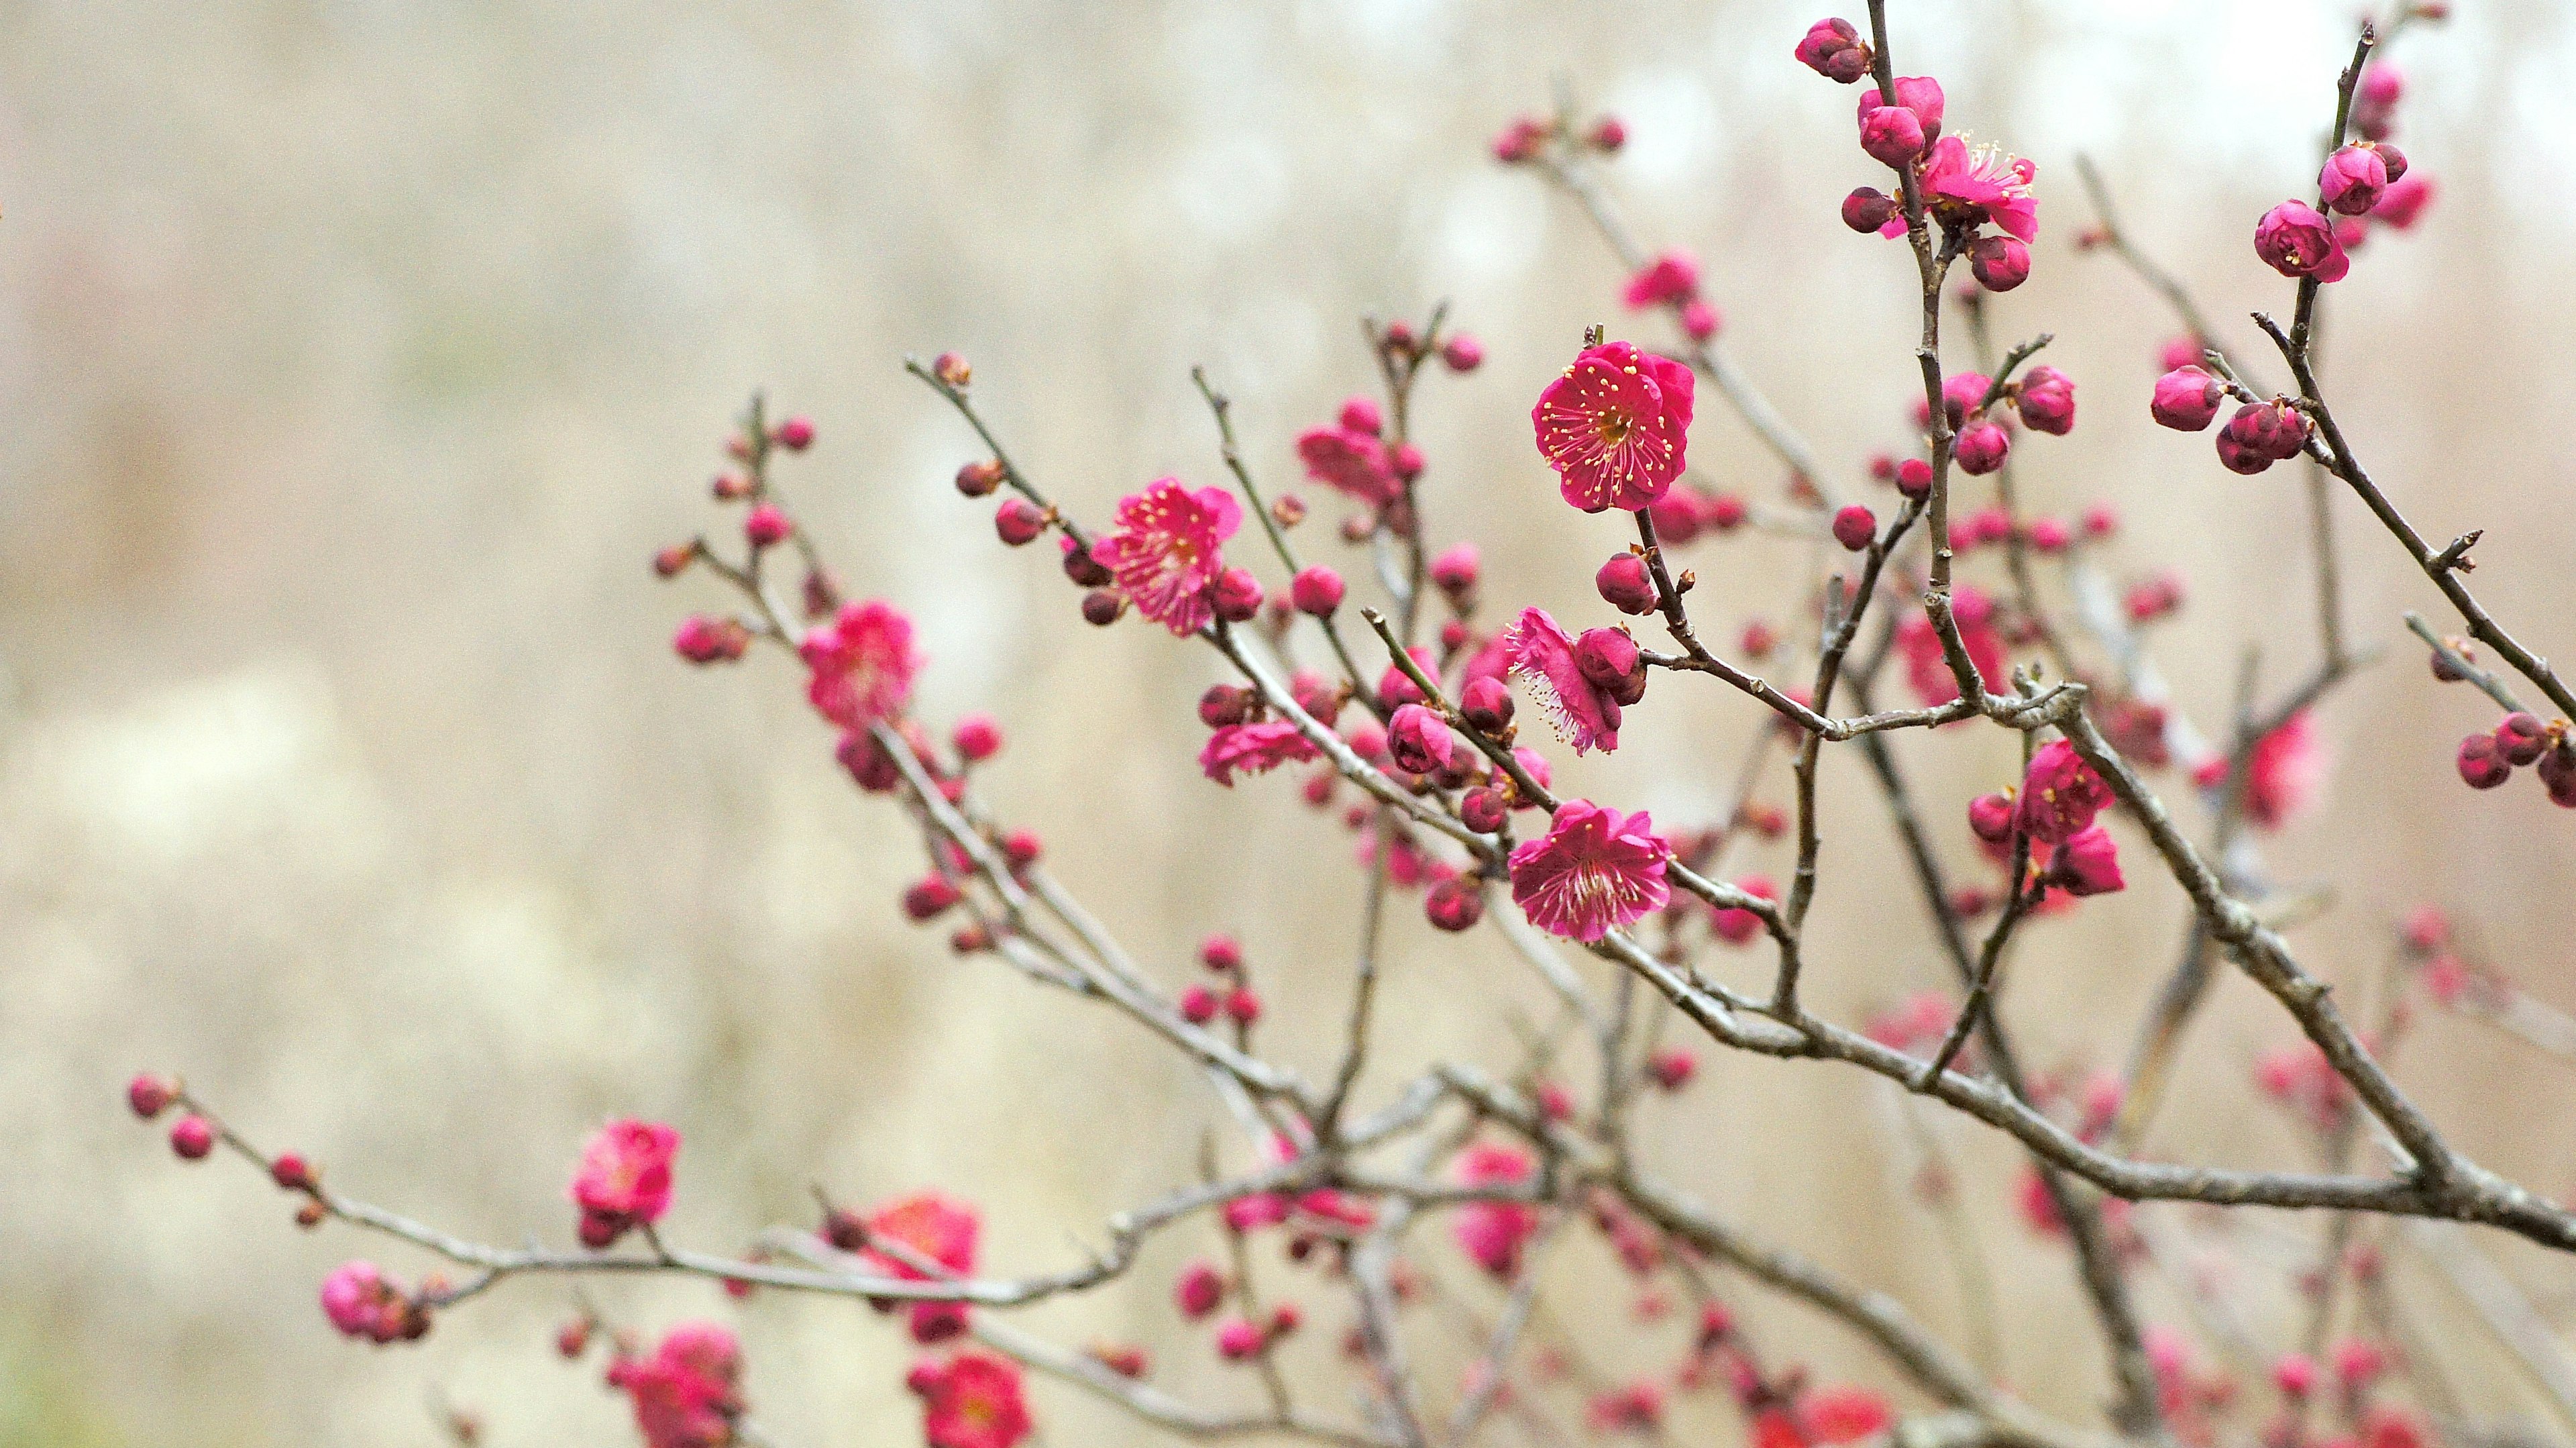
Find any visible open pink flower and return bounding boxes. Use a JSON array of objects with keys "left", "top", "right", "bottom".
[
  {"left": 1295, "top": 427, "right": 1401, "bottom": 507},
  {"left": 1508, "top": 800, "right": 1672, "bottom": 942},
  {"left": 2243, "top": 709, "right": 2324, "bottom": 830},
  {"left": 1091, "top": 478, "right": 1244, "bottom": 635},
  {"left": 800, "top": 601, "right": 922, "bottom": 729},
  {"left": 2255, "top": 201, "right": 2349, "bottom": 282},
  {"left": 1532, "top": 340, "right": 1695, "bottom": 513},
  {"left": 1451, "top": 1143, "right": 1538, "bottom": 1279},
  {"left": 572, "top": 1119, "right": 679, "bottom": 1247},
  {"left": 861, "top": 1192, "right": 979, "bottom": 1280},
  {"left": 1199, "top": 720, "right": 1320, "bottom": 786},
  {"left": 1621, "top": 250, "right": 1701, "bottom": 309},
  {"left": 916, "top": 1351, "right": 1032, "bottom": 1448},
  {"left": 1502, "top": 607, "right": 1623, "bottom": 755},
  {"left": 2046, "top": 825, "right": 2125, "bottom": 897},
  {"left": 617, "top": 1323, "right": 745, "bottom": 1448},
  {"left": 2017, "top": 739, "right": 2110, "bottom": 843},
  {"left": 1919, "top": 136, "right": 2037, "bottom": 242}
]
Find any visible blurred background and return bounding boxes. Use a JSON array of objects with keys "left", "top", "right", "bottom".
[{"left": 6, "top": 0, "right": 2576, "bottom": 1443}]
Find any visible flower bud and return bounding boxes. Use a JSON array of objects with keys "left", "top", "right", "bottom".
[
  {"left": 1645, "top": 1049, "right": 1697, "bottom": 1091},
  {"left": 1680, "top": 300, "right": 1719, "bottom": 341},
  {"left": 1442, "top": 333, "right": 1485, "bottom": 372},
  {"left": 1794, "top": 17, "right": 1873, "bottom": 83},
  {"left": 1426, "top": 877, "right": 1485, "bottom": 932},
  {"left": 1210, "top": 567, "right": 1264, "bottom": 623},
  {"left": 2255, "top": 201, "right": 2348, "bottom": 282},
  {"left": 1841, "top": 187, "right": 1896, "bottom": 234},
  {"left": 128, "top": 1074, "right": 173, "bottom": 1119},
  {"left": 1857, "top": 76, "right": 1945, "bottom": 139},
  {"left": 1460, "top": 788, "right": 1509, "bottom": 834},
  {"left": 1574, "top": 628, "right": 1647, "bottom": 707},
  {"left": 672, "top": 615, "right": 750, "bottom": 665},
  {"left": 1180, "top": 985, "right": 1221, "bottom": 1024},
  {"left": 951, "top": 714, "right": 1003, "bottom": 764},
  {"left": 1224, "top": 987, "right": 1261, "bottom": 1025},
  {"left": 1740, "top": 620, "right": 1778, "bottom": 659},
  {"left": 1894, "top": 458, "right": 1932, "bottom": 498},
  {"left": 652, "top": 544, "right": 693, "bottom": 578},
  {"left": 902, "top": 876, "right": 961, "bottom": 922},
  {"left": 2319, "top": 143, "right": 2390, "bottom": 216},
  {"left": 1953, "top": 421, "right": 2010, "bottom": 476},
  {"left": 1460, "top": 676, "right": 1514, "bottom": 733},
  {"left": 1388, "top": 704, "right": 1457, "bottom": 775},
  {"left": 1199, "top": 685, "right": 1253, "bottom": 728},
  {"left": 1216, "top": 1317, "right": 1265, "bottom": 1360},
  {"left": 1831, "top": 504, "right": 1877, "bottom": 552},
  {"left": 1430, "top": 543, "right": 1481, "bottom": 595},
  {"left": 2151, "top": 367, "right": 2225, "bottom": 431},
  {"left": 2457, "top": 731, "right": 2511, "bottom": 789},
  {"left": 1588, "top": 116, "right": 1626, "bottom": 152},
  {"left": 1081, "top": 590, "right": 1124, "bottom": 625},
  {"left": 2027, "top": 517, "right": 2071, "bottom": 553},
  {"left": 1290, "top": 565, "right": 1345, "bottom": 617},
  {"left": 1338, "top": 396, "right": 1383, "bottom": 435},
  {"left": 1968, "top": 234, "right": 2030, "bottom": 292},
  {"left": 931, "top": 352, "right": 971, "bottom": 389},
  {"left": 2496, "top": 713, "right": 2549, "bottom": 766},
  {"left": 1968, "top": 792, "right": 2017, "bottom": 844},
  {"left": 955, "top": 460, "right": 1006, "bottom": 497},
  {"left": 271, "top": 1153, "right": 316, "bottom": 1192},
  {"left": 2538, "top": 743, "right": 2576, "bottom": 808},
  {"left": 2124, "top": 571, "right": 2184, "bottom": 623},
  {"left": 1859, "top": 105, "right": 1927, "bottom": 166},
  {"left": 2220, "top": 401, "right": 2310, "bottom": 468},
  {"left": 170, "top": 1115, "right": 215, "bottom": 1160},
  {"left": 1491, "top": 117, "right": 1548, "bottom": 164},
  {"left": 744, "top": 503, "right": 791, "bottom": 548},
  {"left": 1596, "top": 553, "right": 1659, "bottom": 615},
  {"left": 773, "top": 415, "right": 816, "bottom": 451},
  {"left": 1390, "top": 442, "right": 1426, "bottom": 481},
  {"left": 2016, "top": 366, "right": 2075, "bottom": 436},
  {"left": 995, "top": 497, "right": 1047, "bottom": 545}
]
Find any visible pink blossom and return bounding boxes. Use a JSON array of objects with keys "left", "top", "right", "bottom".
[
  {"left": 1711, "top": 874, "right": 1777, "bottom": 946},
  {"left": 1918, "top": 135, "right": 2037, "bottom": 242},
  {"left": 2045, "top": 825, "right": 2124, "bottom": 897},
  {"left": 861, "top": 1192, "right": 979, "bottom": 1283},
  {"left": 2243, "top": 709, "right": 2324, "bottom": 830},
  {"left": 572, "top": 1119, "right": 678, "bottom": 1246},
  {"left": 1856, "top": 76, "right": 1945, "bottom": 141},
  {"left": 1508, "top": 800, "right": 1672, "bottom": 942},
  {"left": 1295, "top": 427, "right": 1401, "bottom": 507},
  {"left": 800, "top": 600, "right": 922, "bottom": 729},
  {"left": 2372, "top": 173, "right": 2434, "bottom": 229},
  {"left": 1091, "top": 479, "right": 1244, "bottom": 635},
  {"left": 619, "top": 1323, "right": 745, "bottom": 1448},
  {"left": 1387, "top": 704, "right": 1458, "bottom": 776},
  {"left": 1621, "top": 250, "right": 1700, "bottom": 309},
  {"left": 1532, "top": 340, "right": 1696, "bottom": 513},
  {"left": 2254, "top": 201, "right": 2349, "bottom": 282},
  {"left": 915, "top": 1351, "right": 1032, "bottom": 1448},
  {"left": 2016, "top": 366, "right": 2075, "bottom": 435},
  {"left": 2319, "top": 143, "right": 2393, "bottom": 216},
  {"left": 1953, "top": 420, "right": 2010, "bottom": 474},
  {"left": 1801, "top": 1386, "right": 1894, "bottom": 1444},
  {"left": 1214, "top": 1317, "right": 1266, "bottom": 1359},
  {"left": 321, "top": 1261, "right": 413, "bottom": 1343},
  {"left": 2151, "top": 367, "right": 2225, "bottom": 431},
  {"left": 1896, "top": 584, "right": 2006, "bottom": 707},
  {"left": 1859, "top": 105, "right": 1927, "bottom": 166},
  {"left": 1451, "top": 1143, "right": 1538, "bottom": 1278},
  {"left": 2017, "top": 739, "right": 2111, "bottom": 843},
  {"left": 1503, "top": 607, "right": 1623, "bottom": 756}
]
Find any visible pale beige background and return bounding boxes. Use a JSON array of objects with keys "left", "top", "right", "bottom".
[{"left": 5, "top": 1, "right": 2575, "bottom": 1443}]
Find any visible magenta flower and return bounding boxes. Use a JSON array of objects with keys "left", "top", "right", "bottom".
[
  {"left": 1199, "top": 720, "right": 1320, "bottom": 786},
  {"left": 2045, "top": 824, "right": 2125, "bottom": 898},
  {"left": 2017, "top": 739, "right": 2111, "bottom": 843},
  {"left": 616, "top": 1323, "right": 745, "bottom": 1448},
  {"left": 2243, "top": 709, "right": 2324, "bottom": 830},
  {"left": 1294, "top": 427, "right": 1401, "bottom": 507},
  {"left": 572, "top": 1119, "right": 679, "bottom": 1247},
  {"left": 1919, "top": 136, "right": 2037, "bottom": 242},
  {"left": 2254, "top": 201, "right": 2349, "bottom": 282},
  {"left": 1091, "top": 478, "right": 1244, "bottom": 635},
  {"left": 1621, "top": 250, "right": 1701, "bottom": 309},
  {"left": 1532, "top": 340, "right": 1696, "bottom": 513},
  {"left": 1451, "top": 1143, "right": 1538, "bottom": 1279},
  {"left": 2318, "top": 143, "right": 2392, "bottom": 216},
  {"left": 910, "top": 1351, "right": 1031, "bottom": 1448},
  {"left": 1502, "top": 607, "right": 1623, "bottom": 755},
  {"left": 1508, "top": 800, "right": 1672, "bottom": 942},
  {"left": 800, "top": 600, "right": 922, "bottom": 729}
]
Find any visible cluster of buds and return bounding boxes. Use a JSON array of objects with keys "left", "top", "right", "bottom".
[
  {"left": 2456, "top": 711, "right": 2576, "bottom": 806},
  {"left": 1911, "top": 366, "right": 2078, "bottom": 476},
  {"left": 1179, "top": 932, "right": 1265, "bottom": 1028},
  {"left": 1489, "top": 110, "right": 1626, "bottom": 165},
  {"left": 321, "top": 1261, "right": 434, "bottom": 1344}
]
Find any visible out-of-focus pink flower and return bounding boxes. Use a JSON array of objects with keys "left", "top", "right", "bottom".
[
  {"left": 1093, "top": 479, "right": 1244, "bottom": 635},
  {"left": 1896, "top": 584, "right": 2006, "bottom": 707},
  {"left": 1295, "top": 426, "right": 1401, "bottom": 507},
  {"left": 1503, "top": 607, "right": 1624, "bottom": 755},
  {"left": 860, "top": 1192, "right": 980, "bottom": 1284},
  {"left": 321, "top": 1261, "right": 414, "bottom": 1343},
  {"left": 617, "top": 1323, "right": 744, "bottom": 1448},
  {"left": 2371, "top": 173, "right": 2434, "bottom": 229},
  {"left": 2018, "top": 739, "right": 2111, "bottom": 843},
  {"left": 2255, "top": 201, "right": 2349, "bottom": 282},
  {"left": 914, "top": 1350, "right": 1032, "bottom": 1448},
  {"left": 1199, "top": 720, "right": 1320, "bottom": 786},
  {"left": 1509, "top": 801, "right": 1672, "bottom": 942},
  {"left": 1532, "top": 340, "right": 1695, "bottom": 513},
  {"left": 1173, "top": 1261, "right": 1224, "bottom": 1318},
  {"left": 800, "top": 601, "right": 922, "bottom": 729},
  {"left": 1919, "top": 135, "right": 2036, "bottom": 242},
  {"left": 1451, "top": 1143, "right": 1538, "bottom": 1278},
  {"left": 1622, "top": 250, "right": 1701, "bottom": 309},
  {"left": 2243, "top": 709, "right": 2324, "bottom": 830},
  {"left": 1864, "top": 992, "right": 1957, "bottom": 1054},
  {"left": 1680, "top": 299, "right": 1720, "bottom": 340},
  {"left": 1586, "top": 1381, "right": 1666, "bottom": 1432},
  {"left": 1801, "top": 1386, "right": 1893, "bottom": 1444},
  {"left": 1491, "top": 116, "right": 1550, "bottom": 164},
  {"left": 1711, "top": 874, "right": 1778, "bottom": 946},
  {"left": 572, "top": 1120, "right": 679, "bottom": 1247}
]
